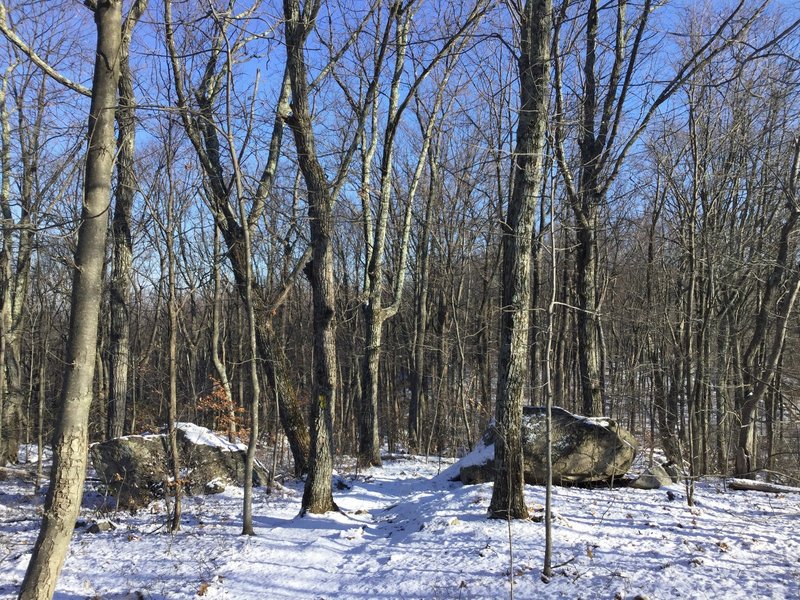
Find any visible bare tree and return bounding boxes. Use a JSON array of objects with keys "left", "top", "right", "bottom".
[
  {"left": 0, "top": 64, "right": 8, "bottom": 459},
  {"left": 489, "top": 0, "right": 551, "bottom": 520},
  {"left": 18, "top": 1, "right": 121, "bottom": 596},
  {"left": 640, "top": 31, "right": 800, "bottom": 476},
  {"left": 407, "top": 114, "right": 439, "bottom": 453},
  {"left": 207, "top": 2, "right": 263, "bottom": 534},
  {"left": 552, "top": 0, "right": 766, "bottom": 416},
  {"left": 284, "top": 0, "right": 340, "bottom": 514},
  {"left": 0, "top": 56, "right": 46, "bottom": 465},
  {"left": 0, "top": 56, "right": 17, "bottom": 465},
  {"left": 163, "top": 121, "right": 182, "bottom": 532},
  {"left": 108, "top": 0, "right": 148, "bottom": 440},
  {"left": 163, "top": 0, "right": 311, "bottom": 475},
  {"left": 735, "top": 137, "right": 800, "bottom": 476},
  {"left": 355, "top": 1, "right": 486, "bottom": 466}
]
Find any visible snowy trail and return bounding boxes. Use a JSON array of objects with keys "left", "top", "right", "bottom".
[
  {"left": 206, "top": 463, "right": 460, "bottom": 599},
  {"left": 2, "top": 454, "right": 800, "bottom": 599}
]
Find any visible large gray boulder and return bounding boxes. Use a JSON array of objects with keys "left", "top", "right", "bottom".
[
  {"left": 629, "top": 464, "right": 675, "bottom": 489},
  {"left": 90, "top": 423, "right": 268, "bottom": 508},
  {"left": 457, "top": 407, "right": 637, "bottom": 486}
]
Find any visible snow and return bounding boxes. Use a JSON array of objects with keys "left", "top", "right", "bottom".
[
  {"left": 173, "top": 422, "right": 247, "bottom": 452},
  {"left": 1, "top": 450, "right": 799, "bottom": 599},
  {"left": 438, "top": 437, "right": 492, "bottom": 480},
  {"left": 127, "top": 423, "right": 247, "bottom": 452}
]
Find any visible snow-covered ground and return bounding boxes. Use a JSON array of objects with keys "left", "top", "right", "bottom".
[{"left": 1, "top": 447, "right": 799, "bottom": 599}]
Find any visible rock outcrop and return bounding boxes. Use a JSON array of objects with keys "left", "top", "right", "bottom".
[
  {"left": 90, "top": 423, "right": 268, "bottom": 507},
  {"left": 456, "top": 407, "right": 637, "bottom": 486}
]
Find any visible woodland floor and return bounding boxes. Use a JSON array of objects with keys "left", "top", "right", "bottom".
[{"left": 1, "top": 446, "right": 799, "bottom": 599}]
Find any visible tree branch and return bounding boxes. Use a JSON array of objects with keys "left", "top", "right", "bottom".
[{"left": 0, "top": 3, "right": 91, "bottom": 97}]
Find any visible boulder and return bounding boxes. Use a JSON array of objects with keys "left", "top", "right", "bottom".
[
  {"left": 455, "top": 407, "right": 637, "bottom": 486},
  {"left": 87, "top": 520, "right": 115, "bottom": 534},
  {"left": 90, "top": 423, "right": 268, "bottom": 507},
  {"left": 629, "top": 464, "right": 674, "bottom": 490},
  {"left": 204, "top": 478, "right": 227, "bottom": 495},
  {"left": 662, "top": 461, "right": 682, "bottom": 483}
]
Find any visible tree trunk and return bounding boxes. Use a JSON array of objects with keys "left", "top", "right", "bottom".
[
  {"left": 165, "top": 142, "right": 181, "bottom": 533},
  {"left": 211, "top": 225, "right": 235, "bottom": 440},
  {"left": 409, "top": 151, "right": 436, "bottom": 453},
  {"left": 574, "top": 212, "right": 602, "bottom": 416},
  {"left": 571, "top": 0, "right": 604, "bottom": 417},
  {"left": 256, "top": 321, "right": 309, "bottom": 475},
  {"left": 108, "top": 1, "right": 147, "bottom": 440},
  {"left": 167, "top": 267, "right": 181, "bottom": 532},
  {"left": 489, "top": 0, "right": 550, "bottom": 520},
  {"left": 35, "top": 335, "right": 46, "bottom": 493},
  {"left": 356, "top": 3, "right": 468, "bottom": 466},
  {"left": 0, "top": 66, "right": 9, "bottom": 464},
  {"left": 19, "top": 2, "right": 121, "bottom": 595},
  {"left": 284, "top": 0, "right": 337, "bottom": 515},
  {"left": 359, "top": 309, "right": 383, "bottom": 466},
  {"left": 651, "top": 353, "right": 680, "bottom": 464},
  {"left": 0, "top": 68, "right": 34, "bottom": 465}
]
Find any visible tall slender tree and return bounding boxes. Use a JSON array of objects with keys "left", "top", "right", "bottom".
[
  {"left": 356, "top": 0, "right": 489, "bottom": 467},
  {"left": 284, "top": 0, "right": 340, "bottom": 514},
  {"left": 18, "top": 1, "right": 121, "bottom": 596},
  {"left": 0, "top": 57, "right": 48, "bottom": 466},
  {"left": 108, "top": 0, "right": 148, "bottom": 440},
  {"left": 489, "top": 0, "right": 551, "bottom": 520},
  {"left": 163, "top": 0, "right": 311, "bottom": 475}
]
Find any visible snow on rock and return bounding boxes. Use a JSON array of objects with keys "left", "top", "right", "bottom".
[
  {"left": 89, "top": 424, "right": 267, "bottom": 507},
  {"left": 174, "top": 422, "right": 247, "bottom": 452},
  {"left": 438, "top": 436, "right": 493, "bottom": 482},
  {"left": 447, "top": 407, "right": 637, "bottom": 486}
]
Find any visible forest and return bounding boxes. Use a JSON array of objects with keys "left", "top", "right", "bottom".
[{"left": 0, "top": 0, "right": 799, "bottom": 597}]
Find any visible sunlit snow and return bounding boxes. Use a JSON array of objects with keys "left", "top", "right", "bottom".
[{"left": 1, "top": 447, "right": 798, "bottom": 599}]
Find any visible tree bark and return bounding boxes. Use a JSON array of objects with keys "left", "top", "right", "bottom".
[
  {"left": 256, "top": 320, "right": 309, "bottom": 475},
  {"left": 211, "top": 225, "right": 235, "bottom": 440},
  {"left": 284, "top": 0, "right": 337, "bottom": 515},
  {"left": 408, "top": 178, "right": 434, "bottom": 453},
  {"left": 489, "top": 0, "right": 550, "bottom": 520},
  {"left": 107, "top": 2, "right": 148, "bottom": 440},
  {"left": 574, "top": 212, "right": 602, "bottom": 416},
  {"left": 19, "top": 1, "right": 121, "bottom": 596},
  {"left": 573, "top": 0, "right": 604, "bottom": 417},
  {"left": 0, "top": 66, "right": 12, "bottom": 465},
  {"left": 165, "top": 137, "right": 181, "bottom": 533},
  {"left": 359, "top": 307, "right": 384, "bottom": 466}
]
